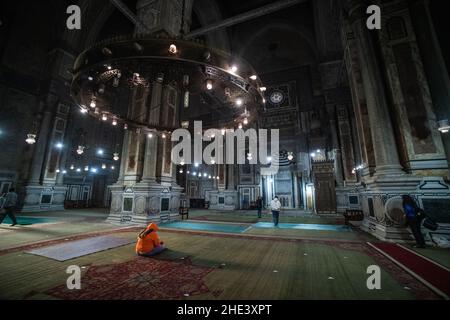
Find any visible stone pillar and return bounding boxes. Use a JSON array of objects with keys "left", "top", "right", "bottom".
[
  {"left": 327, "top": 105, "right": 344, "bottom": 186},
  {"left": 27, "top": 108, "right": 52, "bottom": 185},
  {"left": 349, "top": 2, "right": 404, "bottom": 176},
  {"left": 409, "top": 0, "right": 450, "bottom": 169}
]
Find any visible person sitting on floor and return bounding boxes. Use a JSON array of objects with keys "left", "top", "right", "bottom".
[{"left": 135, "top": 222, "right": 166, "bottom": 257}]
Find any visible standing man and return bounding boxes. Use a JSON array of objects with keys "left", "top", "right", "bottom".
[
  {"left": 255, "top": 196, "right": 263, "bottom": 219},
  {"left": 270, "top": 196, "right": 282, "bottom": 227},
  {"left": 402, "top": 195, "right": 426, "bottom": 248},
  {"left": 0, "top": 188, "right": 18, "bottom": 226}
]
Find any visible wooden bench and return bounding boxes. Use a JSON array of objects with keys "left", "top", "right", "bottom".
[
  {"left": 344, "top": 209, "right": 364, "bottom": 224},
  {"left": 179, "top": 207, "right": 189, "bottom": 220}
]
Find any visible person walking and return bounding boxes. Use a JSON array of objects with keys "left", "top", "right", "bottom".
[
  {"left": 255, "top": 196, "right": 263, "bottom": 219},
  {"left": 402, "top": 195, "right": 426, "bottom": 248},
  {"left": 0, "top": 188, "right": 19, "bottom": 226},
  {"left": 270, "top": 196, "right": 281, "bottom": 227}
]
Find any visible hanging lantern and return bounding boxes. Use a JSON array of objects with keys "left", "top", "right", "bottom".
[
  {"left": 25, "top": 134, "right": 37, "bottom": 145},
  {"left": 168, "top": 44, "right": 177, "bottom": 54},
  {"left": 113, "top": 152, "right": 119, "bottom": 161},
  {"left": 287, "top": 152, "right": 294, "bottom": 161},
  {"left": 205, "top": 79, "right": 213, "bottom": 90},
  {"left": 76, "top": 145, "right": 85, "bottom": 155},
  {"left": 84, "top": 165, "right": 89, "bottom": 171},
  {"left": 124, "top": 123, "right": 128, "bottom": 130},
  {"left": 112, "top": 118, "right": 117, "bottom": 126}
]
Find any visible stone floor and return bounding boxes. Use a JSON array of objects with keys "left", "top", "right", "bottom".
[{"left": 0, "top": 208, "right": 448, "bottom": 300}]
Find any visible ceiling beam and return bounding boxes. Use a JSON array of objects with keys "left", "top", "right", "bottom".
[{"left": 185, "top": 0, "right": 307, "bottom": 39}]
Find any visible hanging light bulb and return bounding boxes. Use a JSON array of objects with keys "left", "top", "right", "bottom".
[
  {"left": 169, "top": 44, "right": 177, "bottom": 54},
  {"left": 76, "top": 168, "right": 81, "bottom": 172},
  {"left": 179, "top": 169, "right": 184, "bottom": 174},
  {"left": 238, "top": 123, "right": 243, "bottom": 129},
  {"left": 25, "top": 134, "right": 37, "bottom": 145},
  {"left": 205, "top": 79, "right": 213, "bottom": 90},
  {"left": 229, "top": 65, "right": 238, "bottom": 73},
  {"left": 210, "top": 159, "right": 216, "bottom": 164},
  {"left": 70, "top": 164, "right": 75, "bottom": 170},
  {"left": 111, "top": 165, "right": 115, "bottom": 170},
  {"left": 80, "top": 107, "right": 88, "bottom": 114},
  {"left": 180, "top": 160, "right": 185, "bottom": 166},
  {"left": 216, "top": 176, "right": 220, "bottom": 180},
  {"left": 208, "top": 175, "right": 212, "bottom": 179},
  {"left": 148, "top": 133, "right": 153, "bottom": 138},
  {"left": 76, "top": 145, "right": 85, "bottom": 155},
  {"left": 250, "top": 75, "right": 257, "bottom": 80},
  {"left": 90, "top": 99, "right": 96, "bottom": 108},
  {"left": 124, "top": 123, "right": 128, "bottom": 130},
  {"left": 162, "top": 133, "right": 166, "bottom": 139},
  {"left": 203, "top": 172, "right": 208, "bottom": 177},
  {"left": 243, "top": 118, "right": 248, "bottom": 125},
  {"left": 102, "top": 114, "right": 107, "bottom": 121},
  {"left": 62, "top": 170, "right": 67, "bottom": 174},
  {"left": 287, "top": 152, "right": 294, "bottom": 161},
  {"left": 235, "top": 98, "right": 243, "bottom": 106},
  {"left": 260, "top": 87, "right": 267, "bottom": 92},
  {"left": 102, "top": 164, "right": 107, "bottom": 169},
  {"left": 113, "top": 153, "right": 119, "bottom": 161},
  {"left": 247, "top": 153, "right": 252, "bottom": 161},
  {"left": 88, "top": 76, "right": 94, "bottom": 81},
  {"left": 56, "top": 169, "right": 60, "bottom": 173},
  {"left": 84, "top": 165, "right": 89, "bottom": 172},
  {"left": 112, "top": 118, "right": 117, "bottom": 126}
]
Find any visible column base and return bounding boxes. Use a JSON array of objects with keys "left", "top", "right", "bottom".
[
  {"left": 20, "top": 185, "right": 67, "bottom": 213},
  {"left": 107, "top": 181, "right": 183, "bottom": 226}
]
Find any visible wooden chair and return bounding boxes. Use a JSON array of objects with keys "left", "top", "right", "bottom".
[{"left": 179, "top": 207, "right": 189, "bottom": 220}]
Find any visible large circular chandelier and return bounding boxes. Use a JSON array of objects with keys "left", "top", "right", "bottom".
[{"left": 70, "top": 34, "right": 266, "bottom": 136}]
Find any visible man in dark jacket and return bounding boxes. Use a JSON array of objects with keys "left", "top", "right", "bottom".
[
  {"left": 0, "top": 188, "right": 18, "bottom": 226},
  {"left": 402, "top": 195, "right": 425, "bottom": 248},
  {"left": 255, "top": 196, "right": 263, "bottom": 218}
]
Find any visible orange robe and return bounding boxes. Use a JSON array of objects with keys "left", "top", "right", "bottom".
[{"left": 135, "top": 222, "right": 162, "bottom": 254}]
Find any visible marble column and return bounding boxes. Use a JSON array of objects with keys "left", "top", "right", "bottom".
[
  {"left": 327, "top": 105, "right": 344, "bottom": 186},
  {"left": 28, "top": 108, "right": 53, "bottom": 185},
  {"left": 349, "top": 2, "right": 404, "bottom": 176},
  {"left": 409, "top": 0, "right": 450, "bottom": 167}
]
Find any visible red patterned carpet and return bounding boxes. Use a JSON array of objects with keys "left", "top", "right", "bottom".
[{"left": 46, "top": 257, "right": 213, "bottom": 299}]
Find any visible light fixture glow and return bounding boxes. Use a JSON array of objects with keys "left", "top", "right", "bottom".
[
  {"left": 238, "top": 123, "right": 243, "bottom": 129},
  {"left": 206, "top": 79, "right": 213, "bottom": 90},
  {"left": 70, "top": 165, "right": 75, "bottom": 170},
  {"left": 111, "top": 166, "right": 115, "bottom": 170},
  {"left": 90, "top": 100, "right": 96, "bottom": 108},
  {"left": 113, "top": 153, "right": 119, "bottom": 161},
  {"left": 267, "top": 156, "right": 272, "bottom": 162},
  {"left": 148, "top": 133, "right": 153, "bottom": 138},
  {"left": 260, "top": 87, "right": 267, "bottom": 92},
  {"left": 77, "top": 146, "right": 85, "bottom": 155},
  {"left": 221, "top": 129, "right": 226, "bottom": 136},
  {"left": 179, "top": 169, "right": 184, "bottom": 174},
  {"left": 84, "top": 166, "right": 89, "bottom": 172},
  {"left": 236, "top": 98, "right": 243, "bottom": 106},
  {"left": 55, "top": 142, "right": 63, "bottom": 149},
  {"left": 97, "top": 149, "right": 104, "bottom": 155},
  {"left": 287, "top": 152, "right": 294, "bottom": 161},
  {"left": 194, "top": 163, "right": 199, "bottom": 167},
  {"left": 102, "top": 114, "right": 107, "bottom": 121},
  {"left": 250, "top": 75, "right": 257, "bottom": 80},
  {"left": 243, "top": 118, "right": 248, "bottom": 125},
  {"left": 76, "top": 168, "right": 81, "bottom": 172},
  {"left": 102, "top": 164, "right": 106, "bottom": 169},
  {"left": 229, "top": 65, "right": 238, "bottom": 73},
  {"left": 162, "top": 133, "right": 166, "bottom": 139},
  {"left": 112, "top": 118, "right": 117, "bottom": 126},
  {"left": 169, "top": 44, "right": 177, "bottom": 54},
  {"left": 25, "top": 134, "right": 37, "bottom": 145}
]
